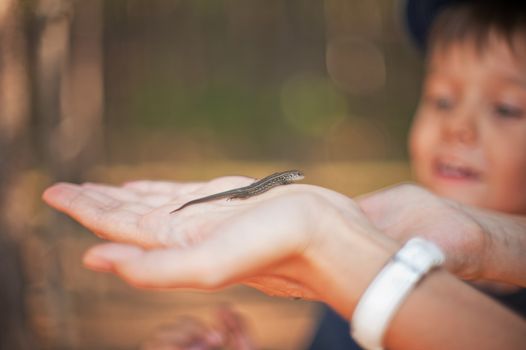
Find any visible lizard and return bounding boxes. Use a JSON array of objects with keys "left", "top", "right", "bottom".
[{"left": 170, "top": 169, "right": 304, "bottom": 213}]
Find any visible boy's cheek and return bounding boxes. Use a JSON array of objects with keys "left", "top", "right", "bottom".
[
  {"left": 408, "top": 148, "right": 433, "bottom": 187},
  {"left": 486, "top": 138, "right": 526, "bottom": 187},
  {"left": 487, "top": 156, "right": 526, "bottom": 213},
  {"left": 408, "top": 118, "right": 437, "bottom": 166}
]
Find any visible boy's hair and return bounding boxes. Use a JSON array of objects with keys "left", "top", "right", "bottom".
[{"left": 428, "top": 1, "right": 526, "bottom": 53}]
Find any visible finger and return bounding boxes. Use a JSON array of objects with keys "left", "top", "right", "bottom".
[
  {"left": 44, "top": 184, "right": 154, "bottom": 244},
  {"left": 355, "top": 186, "right": 394, "bottom": 209},
  {"left": 356, "top": 183, "right": 424, "bottom": 213},
  {"left": 124, "top": 176, "right": 255, "bottom": 197},
  {"left": 45, "top": 183, "right": 208, "bottom": 248},
  {"left": 43, "top": 183, "right": 122, "bottom": 228},
  {"left": 82, "top": 183, "right": 155, "bottom": 215},
  {"left": 83, "top": 210, "right": 298, "bottom": 289},
  {"left": 82, "top": 182, "right": 142, "bottom": 202},
  {"left": 354, "top": 184, "right": 409, "bottom": 220},
  {"left": 83, "top": 243, "right": 144, "bottom": 272},
  {"left": 43, "top": 182, "right": 118, "bottom": 212},
  {"left": 123, "top": 180, "right": 203, "bottom": 196},
  {"left": 83, "top": 182, "right": 174, "bottom": 207}
]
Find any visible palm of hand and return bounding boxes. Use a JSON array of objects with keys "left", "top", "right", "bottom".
[
  {"left": 43, "top": 176, "right": 267, "bottom": 248},
  {"left": 42, "top": 177, "right": 339, "bottom": 298}
]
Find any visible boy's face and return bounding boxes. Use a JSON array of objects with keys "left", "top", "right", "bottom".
[{"left": 409, "top": 35, "right": 526, "bottom": 214}]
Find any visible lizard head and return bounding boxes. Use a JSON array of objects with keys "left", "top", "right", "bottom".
[{"left": 285, "top": 170, "right": 305, "bottom": 182}]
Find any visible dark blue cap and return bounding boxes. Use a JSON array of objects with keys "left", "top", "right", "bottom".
[
  {"left": 405, "top": 0, "right": 463, "bottom": 50},
  {"left": 405, "top": 0, "right": 526, "bottom": 50}
]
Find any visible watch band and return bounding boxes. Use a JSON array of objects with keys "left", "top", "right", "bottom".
[{"left": 350, "top": 237, "right": 445, "bottom": 350}]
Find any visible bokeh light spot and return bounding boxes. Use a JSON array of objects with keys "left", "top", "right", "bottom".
[{"left": 326, "top": 37, "right": 386, "bottom": 95}]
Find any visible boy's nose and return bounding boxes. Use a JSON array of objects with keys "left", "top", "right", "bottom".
[{"left": 443, "top": 110, "right": 478, "bottom": 145}]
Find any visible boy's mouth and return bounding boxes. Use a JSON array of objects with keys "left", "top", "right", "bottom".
[{"left": 434, "top": 159, "right": 481, "bottom": 181}]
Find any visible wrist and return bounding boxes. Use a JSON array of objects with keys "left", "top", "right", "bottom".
[
  {"left": 439, "top": 200, "right": 491, "bottom": 281},
  {"left": 473, "top": 210, "right": 526, "bottom": 286},
  {"left": 474, "top": 217, "right": 495, "bottom": 281},
  {"left": 304, "top": 200, "right": 399, "bottom": 316},
  {"left": 351, "top": 237, "right": 445, "bottom": 350}
]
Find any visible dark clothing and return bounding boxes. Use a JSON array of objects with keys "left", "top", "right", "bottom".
[
  {"left": 307, "top": 304, "right": 362, "bottom": 350},
  {"left": 492, "top": 288, "right": 526, "bottom": 319}
]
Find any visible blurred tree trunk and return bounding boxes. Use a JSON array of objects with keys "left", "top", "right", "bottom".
[
  {"left": 35, "top": 0, "right": 104, "bottom": 181},
  {"left": 0, "top": 0, "right": 35, "bottom": 349},
  {"left": 30, "top": 0, "right": 104, "bottom": 348}
]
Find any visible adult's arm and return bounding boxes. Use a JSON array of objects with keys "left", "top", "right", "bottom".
[
  {"left": 357, "top": 184, "right": 526, "bottom": 286},
  {"left": 42, "top": 179, "right": 526, "bottom": 349},
  {"left": 384, "top": 269, "right": 525, "bottom": 349}
]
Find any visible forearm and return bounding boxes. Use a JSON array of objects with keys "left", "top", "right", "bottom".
[
  {"left": 356, "top": 184, "right": 526, "bottom": 286},
  {"left": 464, "top": 205, "right": 526, "bottom": 286},
  {"left": 386, "top": 269, "right": 526, "bottom": 350},
  {"left": 317, "top": 242, "right": 526, "bottom": 350},
  {"left": 311, "top": 212, "right": 526, "bottom": 350}
]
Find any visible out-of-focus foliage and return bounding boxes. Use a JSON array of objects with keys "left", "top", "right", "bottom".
[{"left": 103, "top": 0, "right": 423, "bottom": 163}]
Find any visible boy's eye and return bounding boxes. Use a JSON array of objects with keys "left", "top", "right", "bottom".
[
  {"left": 429, "top": 96, "right": 454, "bottom": 111},
  {"left": 493, "top": 103, "right": 524, "bottom": 119}
]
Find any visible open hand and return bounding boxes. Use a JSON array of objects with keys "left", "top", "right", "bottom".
[{"left": 42, "top": 177, "right": 394, "bottom": 316}]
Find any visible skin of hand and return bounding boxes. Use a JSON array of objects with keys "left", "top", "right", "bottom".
[
  {"left": 356, "top": 183, "right": 526, "bottom": 286},
  {"left": 140, "top": 305, "right": 254, "bottom": 350},
  {"left": 42, "top": 177, "right": 398, "bottom": 317},
  {"left": 42, "top": 179, "right": 526, "bottom": 350}
]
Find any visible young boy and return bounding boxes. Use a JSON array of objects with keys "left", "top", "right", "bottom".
[
  {"left": 142, "top": 0, "right": 526, "bottom": 348},
  {"left": 310, "top": 1, "right": 526, "bottom": 349},
  {"left": 409, "top": 2, "right": 526, "bottom": 216}
]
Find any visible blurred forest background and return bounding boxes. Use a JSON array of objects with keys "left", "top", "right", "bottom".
[{"left": 0, "top": 0, "right": 423, "bottom": 349}]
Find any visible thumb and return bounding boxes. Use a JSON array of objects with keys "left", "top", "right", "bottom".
[{"left": 355, "top": 187, "right": 396, "bottom": 220}]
